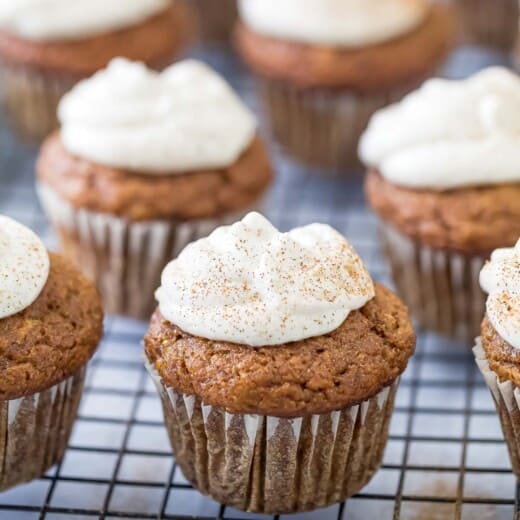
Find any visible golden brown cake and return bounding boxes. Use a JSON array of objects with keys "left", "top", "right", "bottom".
[
  {"left": 0, "top": 254, "right": 103, "bottom": 400},
  {"left": 38, "top": 133, "right": 272, "bottom": 221},
  {"left": 365, "top": 170, "right": 520, "bottom": 255}
]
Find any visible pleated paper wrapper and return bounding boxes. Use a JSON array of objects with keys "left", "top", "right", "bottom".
[
  {"left": 184, "top": 0, "right": 237, "bottom": 43},
  {"left": 0, "top": 367, "right": 86, "bottom": 491},
  {"left": 0, "top": 63, "right": 77, "bottom": 142},
  {"left": 474, "top": 339, "right": 520, "bottom": 476},
  {"left": 38, "top": 184, "right": 262, "bottom": 320},
  {"left": 454, "top": 0, "right": 518, "bottom": 50},
  {"left": 146, "top": 360, "right": 399, "bottom": 514},
  {"left": 379, "top": 220, "right": 486, "bottom": 342},
  {"left": 257, "top": 77, "right": 421, "bottom": 174}
]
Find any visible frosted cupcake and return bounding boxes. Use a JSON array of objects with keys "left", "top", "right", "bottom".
[
  {"left": 0, "top": 216, "right": 103, "bottom": 490},
  {"left": 235, "top": 0, "right": 455, "bottom": 172},
  {"left": 145, "top": 212, "right": 415, "bottom": 513},
  {"left": 0, "top": 0, "right": 190, "bottom": 140},
  {"left": 37, "top": 58, "right": 273, "bottom": 320},
  {"left": 360, "top": 67, "right": 520, "bottom": 341},
  {"left": 474, "top": 240, "right": 520, "bottom": 475}
]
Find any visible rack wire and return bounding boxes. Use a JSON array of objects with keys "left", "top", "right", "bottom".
[{"left": 0, "top": 44, "right": 517, "bottom": 520}]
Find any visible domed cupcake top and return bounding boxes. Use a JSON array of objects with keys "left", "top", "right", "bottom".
[
  {"left": 238, "top": 0, "right": 428, "bottom": 47},
  {"left": 0, "top": 0, "right": 170, "bottom": 41},
  {"left": 156, "top": 212, "right": 375, "bottom": 347},
  {"left": 359, "top": 67, "right": 520, "bottom": 190},
  {"left": 58, "top": 58, "right": 257, "bottom": 173},
  {"left": 480, "top": 240, "right": 520, "bottom": 349},
  {"left": 0, "top": 216, "right": 50, "bottom": 319}
]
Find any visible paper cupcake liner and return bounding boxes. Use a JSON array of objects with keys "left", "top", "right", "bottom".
[
  {"left": 474, "top": 339, "right": 520, "bottom": 476},
  {"left": 379, "top": 221, "right": 486, "bottom": 342},
  {"left": 38, "top": 184, "right": 262, "bottom": 320},
  {"left": 146, "top": 360, "right": 399, "bottom": 514},
  {"left": 0, "top": 367, "right": 86, "bottom": 491},
  {"left": 0, "top": 63, "right": 78, "bottom": 142},
  {"left": 257, "top": 78, "right": 420, "bottom": 174},
  {"left": 183, "top": 0, "right": 237, "bottom": 43},
  {"left": 454, "top": 0, "right": 518, "bottom": 50}
]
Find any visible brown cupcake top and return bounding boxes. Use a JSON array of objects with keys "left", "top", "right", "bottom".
[
  {"left": 37, "top": 132, "right": 273, "bottom": 221},
  {"left": 0, "top": 253, "right": 103, "bottom": 400},
  {"left": 234, "top": 3, "right": 455, "bottom": 90},
  {"left": 0, "top": 2, "right": 190, "bottom": 77},
  {"left": 145, "top": 283, "right": 415, "bottom": 417},
  {"left": 481, "top": 315, "right": 520, "bottom": 386},
  {"left": 365, "top": 170, "right": 520, "bottom": 255}
]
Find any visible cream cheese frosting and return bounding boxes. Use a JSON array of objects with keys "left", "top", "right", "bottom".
[
  {"left": 156, "top": 212, "right": 375, "bottom": 347},
  {"left": 359, "top": 67, "right": 520, "bottom": 190},
  {"left": 238, "top": 0, "right": 428, "bottom": 47},
  {"left": 0, "top": 216, "right": 50, "bottom": 319},
  {"left": 58, "top": 58, "right": 257, "bottom": 173},
  {"left": 480, "top": 240, "right": 520, "bottom": 350},
  {"left": 0, "top": 0, "right": 170, "bottom": 41}
]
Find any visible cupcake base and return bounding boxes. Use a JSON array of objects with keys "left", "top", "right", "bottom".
[
  {"left": 0, "top": 64, "right": 76, "bottom": 142},
  {"left": 474, "top": 340, "right": 520, "bottom": 476},
  {"left": 0, "top": 367, "right": 85, "bottom": 491},
  {"left": 147, "top": 361, "right": 399, "bottom": 514},
  {"left": 454, "top": 0, "right": 518, "bottom": 50},
  {"left": 38, "top": 184, "right": 262, "bottom": 320},
  {"left": 379, "top": 221, "right": 486, "bottom": 342},
  {"left": 186, "top": 0, "right": 237, "bottom": 43},
  {"left": 258, "top": 78, "right": 418, "bottom": 174}
]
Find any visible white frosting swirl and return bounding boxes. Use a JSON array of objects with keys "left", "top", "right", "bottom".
[
  {"left": 0, "top": 216, "right": 50, "bottom": 319},
  {"left": 0, "top": 0, "right": 170, "bottom": 41},
  {"left": 156, "top": 212, "right": 375, "bottom": 347},
  {"left": 239, "top": 0, "right": 428, "bottom": 47},
  {"left": 359, "top": 67, "right": 520, "bottom": 190},
  {"left": 58, "top": 58, "right": 257, "bottom": 173},
  {"left": 480, "top": 240, "right": 520, "bottom": 350}
]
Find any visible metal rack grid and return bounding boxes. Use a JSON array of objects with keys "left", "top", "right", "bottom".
[{"left": 0, "top": 45, "right": 518, "bottom": 520}]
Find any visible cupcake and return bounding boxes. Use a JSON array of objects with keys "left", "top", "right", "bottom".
[
  {"left": 0, "top": 0, "right": 190, "bottom": 141},
  {"left": 144, "top": 212, "right": 415, "bottom": 514},
  {"left": 185, "top": 0, "right": 237, "bottom": 44},
  {"left": 37, "top": 58, "right": 273, "bottom": 320},
  {"left": 0, "top": 216, "right": 103, "bottom": 490},
  {"left": 474, "top": 240, "right": 520, "bottom": 475},
  {"left": 454, "top": 0, "right": 518, "bottom": 51},
  {"left": 360, "top": 67, "right": 520, "bottom": 342},
  {"left": 235, "top": 0, "right": 455, "bottom": 172}
]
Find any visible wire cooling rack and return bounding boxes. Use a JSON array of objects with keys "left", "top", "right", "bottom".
[{"left": 0, "top": 43, "right": 518, "bottom": 520}]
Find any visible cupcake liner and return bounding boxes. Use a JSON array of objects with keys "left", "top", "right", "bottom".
[
  {"left": 0, "top": 367, "right": 86, "bottom": 491},
  {"left": 146, "top": 360, "right": 399, "bottom": 514},
  {"left": 0, "top": 63, "right": 77, "bottom": 142},
  {"left": 454, "top": 0, "right": 518, "bottom": 50},
  {"left": 184, "top": 0, "right": 237, "bottom": 43},
  {"left": 38, "top": 184, "right": 262, "bottom": 320},
  {"left": 474, "top": 339, "right": 520, "bottom": 476},
  {"left": 379, "top": 220, "right": 486, "bottom": 342},
  {"left": 257, "top": 77, "right": 420, "bottom": 174}
]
